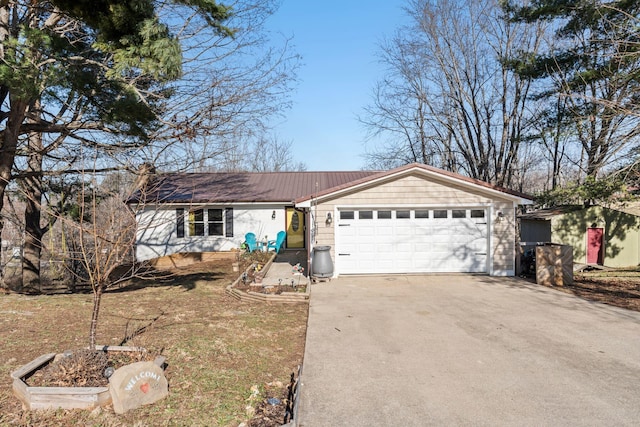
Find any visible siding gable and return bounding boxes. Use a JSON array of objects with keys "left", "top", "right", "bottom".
[{"left": 319, "top": 173, "right": 511, "bottom": 206}]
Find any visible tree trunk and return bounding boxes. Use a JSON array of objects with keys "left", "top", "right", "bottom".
[
  {"left": 22, "top": 174, "right": 44, "bottom": 292},
  {"left": 22, "top": 104, "right": 45, "bottom": 292},
  {"left": 89, "top": 282, "right": 104, "bottom": 348},
  {"left": 0, "top": 98, "right": 29, "bottom": 289}
]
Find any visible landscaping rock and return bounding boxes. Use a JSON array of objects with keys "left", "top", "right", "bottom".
[{"left": 108, "top": 361, "right": 168, "bottom": 414}]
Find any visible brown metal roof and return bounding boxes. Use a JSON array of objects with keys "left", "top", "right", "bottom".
[
  {"left": 130, "top": 163, "right": 533, "bottom": 205},
  {"left": 132, "top": 171, "right": 379, "bottom": 204}
]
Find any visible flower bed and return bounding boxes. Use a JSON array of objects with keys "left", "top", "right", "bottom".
[{"left": 226, "top": 255, "right": 310, "bottom": 304}]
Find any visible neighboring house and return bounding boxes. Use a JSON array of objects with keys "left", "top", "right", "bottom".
[
  {"left": 520, "top": 205, "right": 640, "bottom": 268},
  {"left": 130, "top": 163, "right": 533, "bottom": 277}
]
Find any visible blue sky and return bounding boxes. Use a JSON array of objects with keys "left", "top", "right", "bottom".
[{"left": 266, "top": 1, "right": 409, "bottom": 171}]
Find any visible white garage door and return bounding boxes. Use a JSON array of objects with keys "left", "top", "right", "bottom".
[{"left": 336, "top": 208, "right": 488, "bottom": 274}]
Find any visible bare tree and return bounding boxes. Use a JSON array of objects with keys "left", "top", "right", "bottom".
[
  {"left": 2, "top": 0, "right": 299, "bottom": 289},
  {"left": 142, "top": 0, "right": 301, "bottom": 171},
  {"left": 361, "top": 0, "right": 545, "bottom": 189},
  {"left": 58, "top": 160, "right": 142, "bottom": 347},
  {"left": 78, "top": 189, "right": 137, "bottom": 348},
  {"left": 240, "top": 136, "right": 307, "bottom": 172}
]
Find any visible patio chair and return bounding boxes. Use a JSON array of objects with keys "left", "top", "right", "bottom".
[
  {"left": 267, "top": 231, "right": 286, "bottom": 253},
  {"left": 244, "top": 232, "right": 258, "bottom": 252}
]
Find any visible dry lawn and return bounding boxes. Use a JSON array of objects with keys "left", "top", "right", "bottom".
[
  {"left": 0, "top": 259, "right": 308, "bottom": 426},
  {"left": 525, "top": 267, "right": 640, "bottom": 312},
  {"left": 568, "top": 269, "right": 640, "bottom": 312}
]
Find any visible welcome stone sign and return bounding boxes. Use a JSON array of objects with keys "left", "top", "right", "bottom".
[{"left": 109, "top": 360, "right": 169, "bottom": 414}]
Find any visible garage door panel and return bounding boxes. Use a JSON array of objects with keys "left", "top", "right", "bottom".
[
  {"left": 377, "top": 225, "right": 393, "bottom": 235},
  {"left": 358, "top": 226, "right": 376, "bottom": 236},
  {"left": 413, "top": 258, "right": 432, "bottom": 269},
  {"left": 414, "top": 243, "right": 431, "bottom": 252},
  {"left": 396, "top": 242, "right": 412, "bottom": 252},
  {"left": 360, "top": 260, "right": 394, "bottom": 272},
  {"left": 356, "top": 235, "right": 377, "bottom": 246},
  {"left": 430, "top": 228, "right": 450, "bottom": 236},
  {"left": 396, "top": 259, "right": 413, "bottom": 269},
  {"left": 395, "top": 226, "right": 413, "bottom": 236},
  {"left": 339, "top": 226, "right": 356, "bottom": 238},
  {"left": 357, "top": 244, "right": 376, "bottom": 253},
  {"left": 413, "top": 226, "right": 432, "bottom": 235},
  {"left": 376, "top": 243, "right": 394, "bottom": 253},
  {"left": 339, "top": 243, "right": 357, "bottom": 253},
  {"left": 431, "top": 242, "right": 457, "bottom": 251}
]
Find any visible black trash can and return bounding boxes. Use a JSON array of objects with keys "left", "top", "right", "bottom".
[{"left": 311, "top": 245, "right": 333, "bottom": 279}]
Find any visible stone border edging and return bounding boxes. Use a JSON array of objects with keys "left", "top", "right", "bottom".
[{"left": 225, "top": 253, "right": 310, "bottom": 304}]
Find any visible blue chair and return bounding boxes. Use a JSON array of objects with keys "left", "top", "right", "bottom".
[
  {"left": 267, "top": 231, "right": 286, "bottom": 253},
  {"left": 244, "top": 233, "right": 258, "bottom": 252}
]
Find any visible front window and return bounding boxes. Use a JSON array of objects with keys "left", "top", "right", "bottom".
[
  {"left": 208, "top": 209, "right": 224, "bottom": 236},
  {"left": 181, "top": 208, "right": 232, "bottom": 238},
  {"left": 189, "top": 209, "right": 205, "bottom": 236}
]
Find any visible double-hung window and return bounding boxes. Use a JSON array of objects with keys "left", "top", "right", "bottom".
[
  {"left": 178, "top": 208, "right": 233, "bottom": 238},
  {"left": 189, "top": 209, "right": 205, "bottom": 236},
  {"left": 208, "top": 209, "right": 224, "bottom": 236}
]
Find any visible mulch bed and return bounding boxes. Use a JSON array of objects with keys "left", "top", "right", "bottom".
[
  {"left": 247, "top": 385, "right": 290, "bottom": 427},
  {"left": 562, "top": 275, "right": 640, "bottom": 312},
  {"left": 27, "top": 349, "right": 154, "bottom": 387}
]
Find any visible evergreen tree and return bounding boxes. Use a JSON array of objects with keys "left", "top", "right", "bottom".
[
  {"left": 0, "top": 0, "right": 231, "bottom": 342},
  {"left": 503, "top": 0, "right": 640, "bottom": 179}
]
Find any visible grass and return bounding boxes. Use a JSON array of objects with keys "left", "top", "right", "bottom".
[{"left": 0, "top": 259, "right": 308, "bottom": 426}]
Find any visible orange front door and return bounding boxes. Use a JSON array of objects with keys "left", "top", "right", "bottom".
[{"left": 286, "top": 208, "right": 305, "bottom": 248}]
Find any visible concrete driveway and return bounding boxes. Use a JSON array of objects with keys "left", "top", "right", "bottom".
[{"left": 297, "top": 275, "right": 640, "bottom": 426}]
